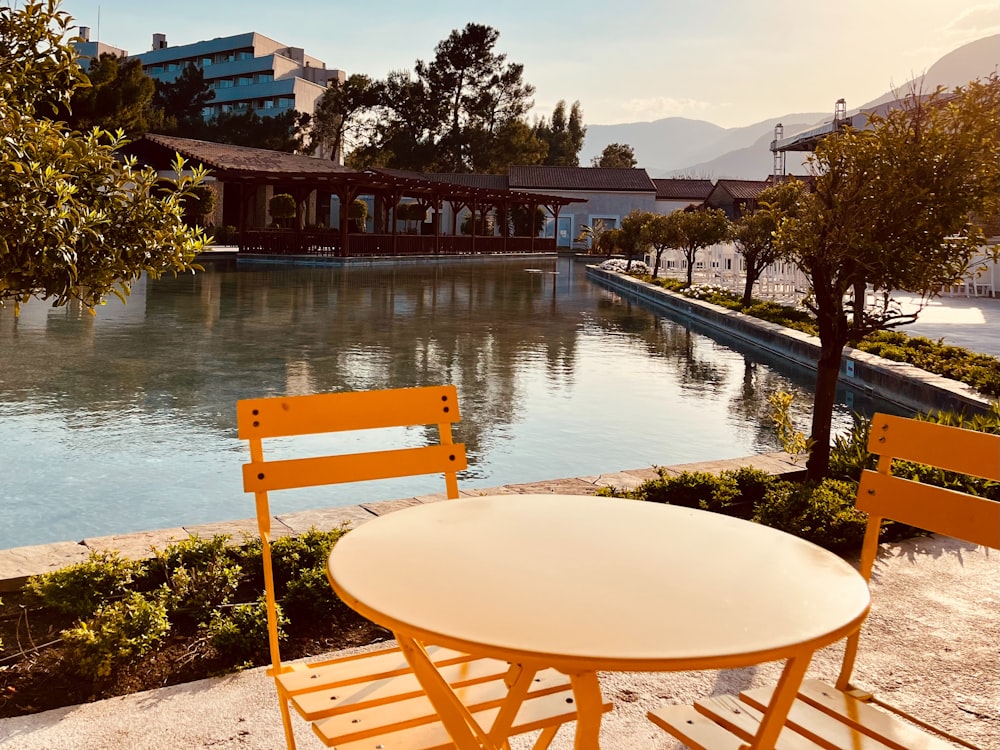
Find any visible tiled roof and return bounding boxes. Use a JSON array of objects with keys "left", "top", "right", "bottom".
[
  {"left": 652, "top": 178, "right": 714, "bottom": 200},
  {"left": 508, "top": 166, "right": 655, "bottom": 192},
  {"left": 710, "top": 179, "right": 771, "bottom": 202},
  {"left": 427, "top": 173, "right": 510, "bottom": 190},
  {"left": 137, "top": 134, "right": 351, "bottom": 177}
]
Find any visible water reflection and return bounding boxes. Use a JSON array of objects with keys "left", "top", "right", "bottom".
[{"left": 0, "top": 258, "right": 888, "bottom": 548}]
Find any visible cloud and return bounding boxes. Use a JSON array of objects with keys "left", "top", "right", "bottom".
[{"left": 944, "top": 4, "right": 1000, "bottom": 36}]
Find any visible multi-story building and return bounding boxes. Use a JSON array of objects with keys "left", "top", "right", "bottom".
[
  {"left": 74, "top": 26, "right": 128, "bottom": 62},
  {"left": 133, "top": 32, "right": 344, "bottom": 123}
]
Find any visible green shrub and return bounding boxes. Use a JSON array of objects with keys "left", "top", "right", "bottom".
[
  {"left": 152, "top": 535, "right": 241, "bottom": 622},
  {"left": 271, "top": 528, "right": 346, "bottom": 593},
  {"left": 753, "top": 479, "right": 867, "bottom": 551},
  {"left": 283, "top": 566, "right": 341, "bottom": 619},
  {"left": 27, "top": 550, "right": 144, "bottom": 618},
  {"left": 62, "top": 592, "right": 170, "bottom": 679},
  {"left": 207, "top": 595, "right": 284, "bottom": 664},
  {"left": 729, "top": 467, "right": 780, "bottom": 515},
  {"left": 632, "top": 470, "right": 740, "bottom": 513}
]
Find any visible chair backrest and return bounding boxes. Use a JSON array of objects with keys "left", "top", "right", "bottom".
[
  {"left": 837, "top": 412, "right": 1000, "bottom": 689},
  {"left": 236, "top": 385, "right": 467, "bottom": 671}
]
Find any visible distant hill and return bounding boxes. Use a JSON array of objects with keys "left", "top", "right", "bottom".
[{"left": 581, "top": 34, "right": 999, "bottom": 181}]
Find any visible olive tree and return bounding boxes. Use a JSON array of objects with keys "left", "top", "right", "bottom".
[
  {"left": 732, "top": 179, "right": 804, "bottom": 306},
  {"left": 777, "top": 76, "right": 1000, "bottom": 479},
  {"left": 666, "top": 208, "right": 731, "bottom": 287},
  {"left": 0, "top": 0, "right": 206, "bottom": 312}
]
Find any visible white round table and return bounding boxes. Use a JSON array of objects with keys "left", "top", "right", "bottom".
[{"left": 329, "top": 494, "right": 870, "bottom": 749}]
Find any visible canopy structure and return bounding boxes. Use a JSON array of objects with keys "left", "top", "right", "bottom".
[{"left": 123, "top": 135, "right": 585, "bottom": 257}]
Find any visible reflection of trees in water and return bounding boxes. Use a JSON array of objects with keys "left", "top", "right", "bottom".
[
  {"left": 591, "top": 295, "right": 728, "bottom": 393},
  {"left": 0, "top": 261, "right": 586, "bottom": 464},
  {"left": 727, "top": 359, "right": 815, "bottom": 454}
]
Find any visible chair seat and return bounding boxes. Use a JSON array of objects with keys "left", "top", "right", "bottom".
[
  {"left": 277, "top": 643, "right": 605, "bottom": 748},
  {"left": 648, "top": 679, "right": 958, "bottom": 750}
]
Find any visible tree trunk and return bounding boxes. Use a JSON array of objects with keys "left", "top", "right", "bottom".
[
  {"left": 741, "top": 270, "right": 757, "bottom": 307},
  {"left": 652, "top": 249, "right": 663, "bottom": 279},
  {"left": 685, "top": 252, "right": 694, "bottom": 287},
  {"left": 806, "top": 340, "right": 846, "bottom": 480}
]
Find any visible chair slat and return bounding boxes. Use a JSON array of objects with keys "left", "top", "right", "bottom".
[
  {"left": 237, "top": 385, "right": 460, "bottom": 440},
  {"left": 243, "top": 444, "right": 468, "bottom": 493},
  {"left": 310, "top": 667, "right": 575, "bottom": 745},
  {"left": 857, "top": 471, "right": 1000, "bottom": 549},
  {"left": 867, "top": 413, "right": 1000, "bottom": 481},
  {"left": 694, "top": 695, "right": 826, "bottom": 750},
  {"left": 743, "top": 681, "right": 956, "bottom": 750},
  {"left": 648, "top": 703, "right": 765, "bottom": 750},
  {"left": 739, "top": 685, "right": 897, "bottom": 750},
  {"left": 315, "top": 687, "right": 601, "bottom": 750}
]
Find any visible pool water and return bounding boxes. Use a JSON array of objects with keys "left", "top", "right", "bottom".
[{"left": 0, "top": 257, "right": 884, "bottom": 548}]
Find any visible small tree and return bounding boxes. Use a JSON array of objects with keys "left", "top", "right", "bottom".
[
  {"left": 640, "top": 214, "right": 677, "bottom": 279},
  {"left": 667, "top": 209, "right": 731, "bottom": 287},
  {"left": 0, "top": 0, "right": 206, "bottom": 312},
  {"left": 348, "top": 198, "right": 369, "bottom": 232},
  {"left": 777, "top": 76, "right": 1000, "bottom": 479},
  {"left": 268, "top": 193, "right": 296, "bottom": 228},
  {"left": 732, "top": 179, "right": 805, "bottom": 305},
  {"left": 591, "top": 142, "right": 637, "bottom": 168},
  {"left": 618, "top": 210, "right": 654, "bottom": 271}
]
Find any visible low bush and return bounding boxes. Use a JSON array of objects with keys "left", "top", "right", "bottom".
[
  {"left": 151, "top": 535, "right": 241, "bottom": 623},
  {"left": 26, "top": 550, "right": 144, "bottom": 618},
  {"left": 62, "top": 592, "right": 171, "bottom": 680},
  {"left": 753, "top": 479, "right": 867, "bottom": 552},
  {"left": 207, "top": 595, "right": 284, "bottom": 664}
]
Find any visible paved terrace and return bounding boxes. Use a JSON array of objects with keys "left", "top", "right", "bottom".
[{"left": 0, "top": 452, "right": 997, "bottom": 749}]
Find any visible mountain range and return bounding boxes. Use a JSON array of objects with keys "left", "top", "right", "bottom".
[{"left": 579, "top": 34, "right": 999, "bottom": 180}]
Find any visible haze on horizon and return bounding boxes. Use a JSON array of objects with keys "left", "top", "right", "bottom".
[{"left": 58, "top": 0, "right": 1000, "bottom": 129}]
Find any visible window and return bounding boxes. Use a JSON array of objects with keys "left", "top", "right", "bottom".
[
  {"left": 257, "top": 73, "right": 273, "bottom": 84},
  {"left": 148, "top": 65, "right": 162, "bottom": 74},
  {"left": 200, "top": 57, "right": 212, "bottom": 67},
  {"left": 166, "top": 63, "right": 179, "bottom": 72},
  {"left": 217, "top": 78, "right": 234, "bottom": 89},
  {"left": 237, "top": 76, "right": 253, "bottom": 86},
  {"left": 201, "top": 106, "right": 214, "bottom": 118},
  {"left": 264, "top": 99, "right": 274, "bottom": 109}
]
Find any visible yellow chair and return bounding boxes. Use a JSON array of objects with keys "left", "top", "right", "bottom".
[
  {"left": 648, "top": 412, "right": 1000, "bottom": 750},
  {"left": 238, "top": 385, "right": 581, "bottom": 750}
]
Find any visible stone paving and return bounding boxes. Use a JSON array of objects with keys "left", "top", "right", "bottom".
[{"left": 0, "top": 452, "right": 803, "bottom": 591}]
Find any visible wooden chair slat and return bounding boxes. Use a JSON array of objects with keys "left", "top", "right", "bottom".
[
  {"left": 739, "top": 684, "right": 899, "bottom": 750},
  {"left": 694, "top": 695, "right": 827, "bottom": 750},
  {"left": 316, "top": 687, "right": 602, "bottom": 750},
  {"left": 237, "top": 385, "right": 461, "bottom": 440},
  {"left": 867, "top": 413, "right": 1000, "bottom": 481},
  {"left": 278, "top": 645, "right": 472, "bottom": 695},
  {"left": 309, "top": 668, "right": 575, "bottom": 745},
  {"left": 243, "top": 444, "right": 468, "bottom": 493},
  {"left": 857, "top": 471, "right": 1000, "bottom": 549},
  {"left": 648, "top": 703, "right": 764, "bottom": 750}
]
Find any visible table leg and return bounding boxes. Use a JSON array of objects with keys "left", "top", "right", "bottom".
[
  {"left": 742, "top": 653, "right": 812, "bottom": 750},
  {"left": 568, "top": 671, "right": 604, "bottom": 750},
  {"left": 396, "top": 633, "right": 542, "bottom": 750}
]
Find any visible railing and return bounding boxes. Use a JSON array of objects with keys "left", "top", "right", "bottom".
[{"left": 239, "top": 230, "right": 556, "bottom": 257}]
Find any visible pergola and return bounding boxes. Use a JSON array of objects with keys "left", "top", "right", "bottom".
[{"left": 124, "top": 134, "right": 584, "bottom": 257}]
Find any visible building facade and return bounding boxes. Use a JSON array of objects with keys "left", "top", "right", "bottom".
[{"left": 133, "top": 32, "right": 344, "bottom": 123}]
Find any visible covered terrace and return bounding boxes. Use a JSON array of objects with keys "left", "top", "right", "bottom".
[{"left": 123, "top": 135, "right": 584, "bottom": 258}]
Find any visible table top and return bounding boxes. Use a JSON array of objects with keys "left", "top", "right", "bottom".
[{"left": 328, "top": 494, "right": 870, "bottom": 673}]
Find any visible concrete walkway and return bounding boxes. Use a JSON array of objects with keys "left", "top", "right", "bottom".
[{"left": 1, "top": 533, "right": 995, "bottom": 750}]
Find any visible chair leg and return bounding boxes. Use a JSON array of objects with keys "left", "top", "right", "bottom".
[{"left": 276, "top": 687, "right": 298, "bottom": 750}]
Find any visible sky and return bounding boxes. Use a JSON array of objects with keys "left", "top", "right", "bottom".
[{"left": 56, "top": 0, "right": 1000, "bottom": 129}]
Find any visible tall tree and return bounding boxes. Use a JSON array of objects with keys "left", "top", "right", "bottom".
[
  {"left": 308, "top": 73, "right": 381, "bottom": 162},
  {"left": 591, "top": 142, "right": 637, "bottom": 168},
  {"left": 0, "top": 0, "right": 206, "bottom": 310},
  {"left": 667, "top": 209, "right": 731, "bottom": 286},
  {"left": 66, "top": 53, "right": 157, "bottom": 134},
  {"left": 152, "top": 63, "right": 214, "bottom": 134},
  {"left": 351, "top": 24, "right": 539, "bottom": 173},
  {"left": 777, "top": 77, "right": 1000, "bottom": 480},
  {"left": 205, "top": 109, "right": 311, "bottom": 153},
  {"left": 731, "top": 179, "right": 804, "bottom": 305},
  {"left": 535, "top": 99, "right": 586, "bottom": 166}
]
